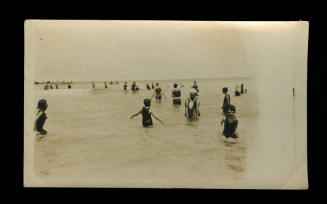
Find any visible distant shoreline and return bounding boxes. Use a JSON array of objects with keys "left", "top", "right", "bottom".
[{"left": 35, "top": 76, "right": 254, "bottom": 84}]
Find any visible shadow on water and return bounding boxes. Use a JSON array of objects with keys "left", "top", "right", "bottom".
[
  {"left": 223, "top": 140, "right": 247, "bottom": 177},
  {"left": 185, "top": 118, "right": 199, "bottom": 127}
]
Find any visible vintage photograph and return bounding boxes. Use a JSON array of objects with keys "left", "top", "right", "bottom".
[{"left": 24, "top": 21, "right": 308, "bottom": 188}]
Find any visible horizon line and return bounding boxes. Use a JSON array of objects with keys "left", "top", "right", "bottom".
[{"left": 35, "top": 76, "right": 254, "bottom": 83}]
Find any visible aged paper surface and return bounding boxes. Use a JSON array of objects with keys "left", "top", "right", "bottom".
[{"left": 24, "top": 20, "right": 308, "bottom": 189}]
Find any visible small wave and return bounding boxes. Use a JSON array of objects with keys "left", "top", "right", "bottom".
[{"left": 35, "top": 89, "right": 92, "bottom": 96}]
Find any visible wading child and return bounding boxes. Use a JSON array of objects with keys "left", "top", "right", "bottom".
[
  {"left": 221, "top": 104, "right": 239, "bottom": 139},
  {"left": 34, "top": 99, "right": 48, "bottom": 136},
  {"left": 130, "top": 99, "right": 164, "bottom": 127},
  {"left": 221, "top": 87, "right": 231, "bottom": 115}
]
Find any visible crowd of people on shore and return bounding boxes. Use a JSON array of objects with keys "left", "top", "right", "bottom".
[{"left": 35, "top": 80, "right": 247, "bottom": 143}]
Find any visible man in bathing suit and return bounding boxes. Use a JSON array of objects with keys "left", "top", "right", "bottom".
[{"left": 172, "top": 83, "right": 181, "bottom": 105}]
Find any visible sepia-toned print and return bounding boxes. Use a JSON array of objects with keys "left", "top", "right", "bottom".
[{"left": 24, "top": 21, "right": 308, "bottom": 189}]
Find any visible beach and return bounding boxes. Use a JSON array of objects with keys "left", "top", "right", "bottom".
[{"left": 33, "top": 77, "right": 257, "bottom": 187}]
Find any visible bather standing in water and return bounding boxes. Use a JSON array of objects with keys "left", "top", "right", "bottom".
[
  {"left": 172, "top": 83, "right": 182, "bottom": 105},
  {"left": 185, "top": 89, "right": 200, "bottom": 119},
  {"left": 151, "top": 83, "right": 167, "bottom": 102},
  {"left": 130, "top": 99, "right": 164, "bottom": 127},
  {"left": 34, "top": 99, "right": 48, "bottom": 137}
]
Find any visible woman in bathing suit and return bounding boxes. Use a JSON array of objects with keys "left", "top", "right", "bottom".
[
  {"left": 34, "top": 99, "right": 48, "bottom": 135},
  {"left": 130, "top": 99, "right": 164, "bottom": 127}
]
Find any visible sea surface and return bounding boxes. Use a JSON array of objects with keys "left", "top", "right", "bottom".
[{"left": 33, "top": 77, "right": 257, "bottom": 186}]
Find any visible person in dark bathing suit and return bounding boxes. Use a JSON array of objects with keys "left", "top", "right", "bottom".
[
  {"left": 130, "top": 99, "right": 164, "bottom": 127},
  {"left": 146, "top": 83, "right": 151, "bottom": 90},
  {"left": 151, "top": 83, "right": 167, "bottom": 102},
  {"left": 34, "top": 99, "right": 48, "bottom": 135},
  {"left": 124, "top": 82, "right": 128, "bottom": 90},
  {"left": 221, "top": 104, "right": 239, "bottom": 139},
  {"left": 221, "top": 87, "right": 231, "bottom": 115},
  {"left": 172, "top": 83, "right": 181, "bottom": 105},
  {"left": 151, "top": 82, "right": 154, "bottom": 89}
]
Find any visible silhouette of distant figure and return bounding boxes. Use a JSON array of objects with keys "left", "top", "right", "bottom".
[
  {"left": 131, "top": 82, "right": 136, "bottom": 91},
  {"left": 235, "top": 84, "right": 240, "bottom": 96}
]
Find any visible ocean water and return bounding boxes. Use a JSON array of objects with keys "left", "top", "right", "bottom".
[{"left": 33, "top": 78, "right": 257, "bottom": 186}]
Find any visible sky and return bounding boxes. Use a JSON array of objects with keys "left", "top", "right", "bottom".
[{"left": 28, "top": 21, "right": 297, "bottom": 82}]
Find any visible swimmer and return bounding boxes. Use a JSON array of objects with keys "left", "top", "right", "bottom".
[
  {"left": 136, "top": 85, "right": 140, "bottom": 91},
  {"left": 124, "top": 82, "right": 128, "bottom": 90},
  {"left": 146, "top": 83, "right": 151, "bottom": 90},
  {"left": 221, "top": 87, "right": 231, "bottom": 115},
  {"left": 68, "top": 83, "right": 71, "bottom": 89},
  {"left": 172, "top": 83, "right": 182, "bottom": 105},
  {"left": 240, "top": 83, "right": 244, "bottom": 94},
  {"left": 130, "top": 99, "right": 164, "bottom": 127},
  {"left": 92, "top": 82, "right": 95, "bottom": 88},
  {"left": 55, "top": 84, "right": 58, "bottom": 89},
  {"left": 34, "top": 99, "right": 48, "bottom": 136},
  {"left": 151, "top": 82, "right": 154, "bottom": 89},
  {"left": 104, "top": 82, "right": 108, "bottom": 89},
  {"left": 151, "top": 83, "right": 167, "bottom": 102},
  {"left": 221, "top": 104, "right": 239, "bottom": 139},
  {"left": 185, "top": 89, "right": 200, "bottom": 119},
  {"left": 50, "top": 84, "right": 53, "bottom": 89}
]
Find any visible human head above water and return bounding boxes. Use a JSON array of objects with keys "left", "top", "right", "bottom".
[
  {"left": 226, "top": 104, "right": 236, "bottom": 115},
  {"left": 222, "top": 87, "right": 228, "bottom": 93},
  {"left": 156, "top": 83, "right": 159, "bottom": 86},
  {"left": 173, "top": 83, "right": 178, "bottom": 88},
  {"left": 143, "top": 99, "right": 151, "bottom": 107},
  {"left": 37, "top": 99, "right": 48, "bottom": 110}
]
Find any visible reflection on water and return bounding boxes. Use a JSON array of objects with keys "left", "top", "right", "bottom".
[{"left": 34, "top": 78, "right": 257, "bottom": 184}]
